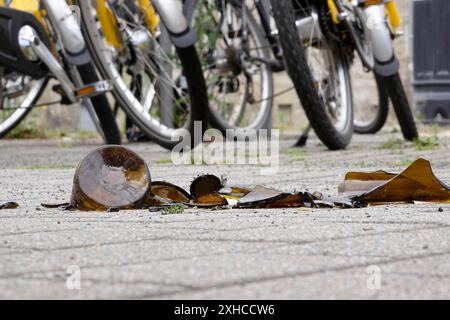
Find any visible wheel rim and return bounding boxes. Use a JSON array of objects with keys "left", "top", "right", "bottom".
[
  {"left": 195, "top": 1, "right": 272, "bottom": 130},
  {"left": 293, "top": 2, "right": 352, "bottom": 134},
  {"left": 0, "top": 75, "right": 46, "bottom": 135},
  {"left": 80, "top": 0, "right": 196, "bottom": 141}
]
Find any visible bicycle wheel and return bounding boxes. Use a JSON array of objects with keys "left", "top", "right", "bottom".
[
  {"left": 194, "top": 0, "right": 273, "bottom": 133},
  {"left": 353, "top": 67, "right": 390, "bottom": 134},
  {"left": 77, "top": 0, "right": 208, "bottom": 150},
  {"left": 271, "top": 0, "right": 353, "bottom": 150},
  {"left": 0, "top": 74, "right": 48, "bottom": 138}
]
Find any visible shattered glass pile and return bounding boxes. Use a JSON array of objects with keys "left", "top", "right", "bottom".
[
  {"left": 3, "top": 146, "right": 449, "bottom": 212},
  {"left": 63, "top": 147, "right": 450, "bottom": 212}
]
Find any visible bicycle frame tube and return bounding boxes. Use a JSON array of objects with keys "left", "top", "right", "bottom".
[
  {"left": 96, "top": 0, "right": 123, "bottom": 50},
  {"left": 139, "top": 0, "right": 159, "bottom": 34},
  {"left": 328, "top": 0, "right": 340, "bottom": 25},
  {"left": 385, "top": 1, "right": 401, "bottom": 31}
]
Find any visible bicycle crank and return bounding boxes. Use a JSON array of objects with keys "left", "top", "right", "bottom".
[{"left": 19, "top": 25, "right": 112, "bottom": 103}]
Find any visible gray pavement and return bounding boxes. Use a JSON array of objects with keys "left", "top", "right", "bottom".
[{"left": 0, "top": 130, "right": 450, "bottom": 299}]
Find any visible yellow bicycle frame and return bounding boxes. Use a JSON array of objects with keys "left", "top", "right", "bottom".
[
  {"left": 139, "top": 0, "right": 159, "bottom": 34},
  {"left": 96, "top": 0, "right": 159, "bottom": 50},
  {"left": 0, "top": 0, "right": 46, "bottom": 26},
  {"left": 0, "top": 0, "right": 159, "bottom": 56},
  {"left": 385, "top": 1, "right": 401, "bottom": 30},
  {"left": 328, "top": 0, "right": 401, "bottom": 32},
  {"left": 96, "top": 0, "right": 123, "bottom": 49}
]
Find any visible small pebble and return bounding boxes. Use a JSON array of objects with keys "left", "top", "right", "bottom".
[{"left": 438, "top": 207, "right": 444, "bottom": 212}]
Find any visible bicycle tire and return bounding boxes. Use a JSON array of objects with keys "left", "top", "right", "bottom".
[
  {"left": 381, "top": 72, "right": 419, "bottom": 141},
  {"left": 271, "top": 0, "right": 353, "bottom": 150}
]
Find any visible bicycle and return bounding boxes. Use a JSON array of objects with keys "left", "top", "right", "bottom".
[
  {"left": 185, "top": 0, "right": 390, "bottom": 144},
  {"left": 0, "top": 0, "right": 121, "bottom": 144},
  {"left": 76, "top": 0, "right": 209, "bottom": 150},
  {"left": 271, "top": 0, "right": 418, "bottom": 150},
  {"left": 186, "top": 0, "right": 276, "bottom": 135}
]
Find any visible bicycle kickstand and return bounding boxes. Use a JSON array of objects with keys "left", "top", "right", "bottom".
[{"left": 294, "top": 125, "right": 311, "bottom": 148}]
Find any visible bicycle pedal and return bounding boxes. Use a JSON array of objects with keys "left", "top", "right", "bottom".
[{"left": 74, "top": 80, "right": 113, "bottom": 99}]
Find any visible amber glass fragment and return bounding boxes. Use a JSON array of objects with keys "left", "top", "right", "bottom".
[
  {"left": 190, "top": 174, "right": 223, "bottom": 201},
  {"left": 70, "top": 146, "right": 151, "bottom": 211},
  {"left": 340, "top": 158, "right": 450, "bottom": 203},
  {"left": 237, "top": 186, "right": 315, "bottom": 208},
  {"left": 194, "top": 194, "right": 229, "bottom": 207},
  {"left": 219, "top": 186, "right": 252, "bottom": 200},
  {"left": 0, "top": 202, "right": 19, "bottom": 210},
  {"left": 148, "top": 181, "right": 192, "bottom": 205},
  {"left": 188, "top": 175, "right": 229, "bottom": 206}
]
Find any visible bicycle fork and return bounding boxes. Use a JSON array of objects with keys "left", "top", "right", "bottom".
[{"left": 330, "top": 0, "right": 400, "bottom": 76}]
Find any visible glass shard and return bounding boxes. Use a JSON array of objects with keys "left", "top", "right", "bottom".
[
  {"left": 340, "top": 158, "right": 450, "bottom": 204},
  {"left": 147, "top": 181, "right": 192, "bottom": 205},
  {"left": 0, "top": 202, "right": 19, "bottom": 210},
  {"left": 236, "top": 186, "right": 317, "bottom": 208},
  {"left": 70, "top": 146, "right": 151, "bottom": 211}
]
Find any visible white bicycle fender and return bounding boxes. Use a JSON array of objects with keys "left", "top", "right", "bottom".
[
  {"left": 364, "top": 5, "right": 399, "bottom": 77},
  {"left": 151, "top": 0, "right": 197, "bottom": 48}
]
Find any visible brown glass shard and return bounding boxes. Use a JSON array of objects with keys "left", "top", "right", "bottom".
[
  {"left": 70, "top": 146, "right": 151, "bottom": 211},
  {"left": 148, "top": 181, "right": 192, "bottom": 205},
  {"left": 194, "top": 194, "right": 229, "bottom": 207},
  {"left": 190, "top": 175, "right": 223, "bottom": 200},
  {"left": 188, "top": 174, "right": 228, "bottom": 206},
  {"left": 313, "top": 196, "right": 365, "bottom": 209},
  {"left": 236, "top": 186, "right": 317, "bottom": 208},
  {"left": 45, "top": 148, "right": 450, "bottom": 212},
  {"left": 41, "top": 202, "right": 71, "bottom": 209},
  {"left": 219, "top": 186, "right": 252, "bottom": 200},
  {"left": 0, "top": 202, "right": 19, "bottom": 210},
  {"left": 340, "top": 158, "right": 450, "bottom": 204}
]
